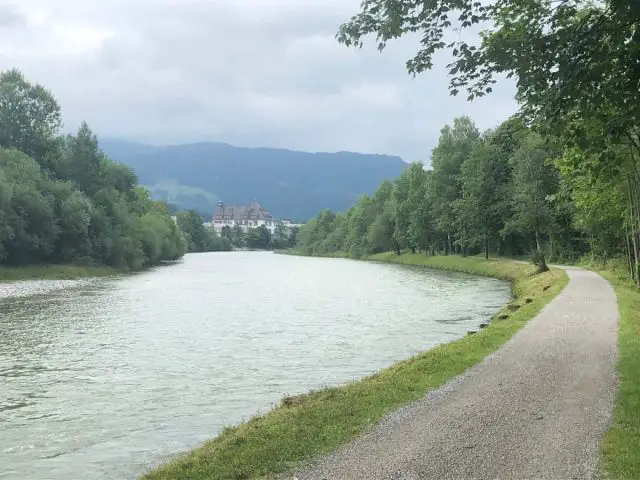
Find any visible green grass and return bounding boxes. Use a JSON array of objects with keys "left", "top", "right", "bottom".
[
  {"left": 598, "top": 269, "right": 640, "bottom": 479},
  {"left": 367, "top": 252, "right": 534, "bottom": 278},
  {"left": 276, "top": 249, "right": 352, "bottom": 259},
  {"left": 0, "top": 264, "right": 118, "bottom": 282},
  {"left": 143, "top": 253, "right": 567, "bottom": 480}
]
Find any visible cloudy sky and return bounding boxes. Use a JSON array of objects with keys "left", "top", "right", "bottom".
[{"left": 1, "top": 0, "right": 517, "bottom": 163}]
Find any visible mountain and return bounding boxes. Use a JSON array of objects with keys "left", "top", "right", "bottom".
[{"left": 99, "top": 139, "right": 408, "bottom": 221}]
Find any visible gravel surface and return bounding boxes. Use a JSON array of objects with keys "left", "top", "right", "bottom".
[{"left": 296, "top": 268, "right": 619, "bottom": 480}]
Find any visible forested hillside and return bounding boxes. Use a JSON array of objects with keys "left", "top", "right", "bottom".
[
  {"left": 298, "top": 0, "right": 640, "bottom": 286},
  {"left": 0, "top": 70, "right": 186, "bottom": 269},
  {"left": 100, "top": 139, "right": 408, "bottom": 221}
]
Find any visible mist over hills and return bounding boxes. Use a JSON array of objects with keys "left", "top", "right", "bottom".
[{"left": 100, "top": 139, "right": 408, "bottom": 221}]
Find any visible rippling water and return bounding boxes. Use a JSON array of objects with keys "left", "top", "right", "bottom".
[{"left": 0, "top": 252, "right": 510, "bottom": 479}]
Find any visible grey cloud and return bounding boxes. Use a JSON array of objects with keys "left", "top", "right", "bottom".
[
  {"left": 0, "top": 4, "right": 26, "bottom": 27},
  {"left": 0, "top": 0, "right": 516, "bottom": 163}
]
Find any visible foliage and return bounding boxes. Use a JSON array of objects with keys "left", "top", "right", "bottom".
[
  {"left": 0, "top": 70, "right": 187, "bottom": 269},
  {"left": 0, "top": 69, "right": 61, "bottom": 170},
  {"left": 504, "top": 133, "right": 560, "bottom": 271},
  {"left": 297, "top": 116, "right": 593, "bottom": 269},
  {"left": 216, "top": 222, "right": 298, "bottom": 251},
  {"left": 336, "top": 0, "right": 640, "bottom": 133},
  {"left": 295, "top": 104, "right": 640, "bottom": 285},
  {"left": 335, "top": 0, "right": 640, "bottom": 284},
  {"left": 176, "top": 210, "right": 231, "bottom": 253},
  {"left": 456, "top": 141, "right": 509, "bottom": 258},
  {"left": 245, "top": 225, "right": 272, "bottom": 250}
]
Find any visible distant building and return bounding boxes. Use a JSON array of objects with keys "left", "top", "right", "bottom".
[
  {"left": 281, "top": 219, "right": 304, "bottom": 230},
  {"left": 211, "top": 201, "right": 277, "bottom": 234}
]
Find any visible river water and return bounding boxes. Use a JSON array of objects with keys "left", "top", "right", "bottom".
[{"left": 0, "top": 252, "right": 510, "bottom": 480}]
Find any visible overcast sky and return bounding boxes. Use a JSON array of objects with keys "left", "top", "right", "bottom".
[{"left": 1, "top": 0, "right": 517, "bottom": 163}]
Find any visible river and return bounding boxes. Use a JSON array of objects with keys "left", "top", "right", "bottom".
[{"left": 0, "top": 252, "right": 511, "bottom": 479}]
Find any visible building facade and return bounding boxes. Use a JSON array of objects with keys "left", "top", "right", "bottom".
[{"left": 211, "top": 201, "right": 277, "bottom": 234}]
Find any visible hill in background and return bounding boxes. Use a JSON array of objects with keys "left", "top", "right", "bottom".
[{"left": 99, "top": 139, "right": 408, "bottom": 221}]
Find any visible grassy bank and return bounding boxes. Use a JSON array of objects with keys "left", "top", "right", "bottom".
[
  {"left": 276, "top": 249, "right": 352, "bottom": 259},
  {"left": 143, "top": 254, "right": 567, "bottom": 480},
  {"left": 598, "top": 268, "right": 640, "bottom": 479},
  {"left": 0, "top": 264, "right": 119, "bottom": 282},
  {"left": 367, "top": 252, "right": 534, "bottom": 278}
]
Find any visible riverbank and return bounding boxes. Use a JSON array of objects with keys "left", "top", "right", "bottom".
[
  {"left": 596, "top": 266, "right": 640, "bottom": 479},
  {"left": 0, "top": 264, "right": 119, "bottom": 282},
  {"left": 296, "top": 264, "right": 617, "bottom": 479},
  {"left": 143, "top": 254, "right": 567, "bottom": 480}
]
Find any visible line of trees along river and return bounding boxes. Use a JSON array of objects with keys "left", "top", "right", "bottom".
[
  {"left": 0, "top": 69, "right": 187, "bottom": 269},
  {"left": 297, "top": 114, "right": 638, "bottom": 281},
  {"left": 0, "top": 68, "right": 303, "bottom": 267},
  {"left": 296, "top": 0, "right": 640, "bottom": 285}
]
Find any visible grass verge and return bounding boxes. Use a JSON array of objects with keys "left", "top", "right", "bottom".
[
  {"left": 598, "top": 269, "right": 640, "bottom": 479},
  {"left": 0, "top": 264, "right": 119, "bottom": 282},
  {"left": 142, "top": 253, "right": 567, "bottom": 480},
  {"left": 275, "top": 249, "right": 352, "bottom": 259}
]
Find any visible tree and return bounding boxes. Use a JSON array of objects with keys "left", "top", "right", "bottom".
[
  {"left": 368, "top": 203, "right": 396, "bottom": 254},
  {"left": 458, "top": 140, "right": 510, "bottom": 259},
  {"left": 368, "top": 180, "right": 397, "bottom": 254},
  {"left": 0, "top": 168, "right": 13, "bottom": 262},
  {"left": 0, "top": 69, "right": 62, "bottom": 170},
  {"left": 345, "top": 195, "right": 377, "bottom": 257},
  {"left": 246, "top": 225, "right": 271, "bottom": 250},
  {"left": 504, "top": 133, "right": 559, "bottom": 272},
  {"left": 231, "top": 224, "right": 245, "bottom": 248},
  {"left": 0, "top": 148, "right": 59, "bottom": 264},
  {"left": 391, "top": 168, "right": 412, "bottom": 254},
  {"left": 403, "top": 162, "right": 429, "bottom": 254},
  {"left": 61, "top": 122, "right": 105, "bottom": 195},
  {"left": 0, "top": 70, "right": 187, "bottom": 269},
  {"left": 50, "top": 182, "right": 93, "bottom": 262},
  {"left": 288, "top": 226, "right": 300, "bottom": 248},
  {"left": 271, "top": 222, "right": 289, "bottom": 250},
  {"left": 176, "top": 210, "right": 212, "bottom": 253},
  {"left": 430, "top": 117, "right": 480, "bottom": 253},
  {"left": 336, "top": 1, "right": 640, "bottom": 130}
]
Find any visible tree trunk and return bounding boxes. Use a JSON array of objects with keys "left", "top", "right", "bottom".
[
  {"left": 485, "top": 227, "right": 489, "bottom": 260},
  {"left": 631, "top": 231, "right": 639, "bottom": 287},
  {"left": 535, "top": 229, "right": 548, "bottom": 272},
  {"left": 625, "top": 231, "right": 634, "bottom": 282},
  {"left": 627, "top": 176, "right": 640, "bottom": 287}
]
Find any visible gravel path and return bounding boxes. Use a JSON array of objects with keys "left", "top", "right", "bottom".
[{"left": 296, "top": 268, "right": 619, "bottom": 480}]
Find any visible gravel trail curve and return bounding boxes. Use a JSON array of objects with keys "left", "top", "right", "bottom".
[{"left": 296, "top": 268, "right": 619, "bottom": 480}]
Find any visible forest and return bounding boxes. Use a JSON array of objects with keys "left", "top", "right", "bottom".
[
  {"left": 0, "top": 69, "right": 187, "bottom": 269},
  {"left": 298, "top": 0, "right": 640, "bottom": 285}
]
